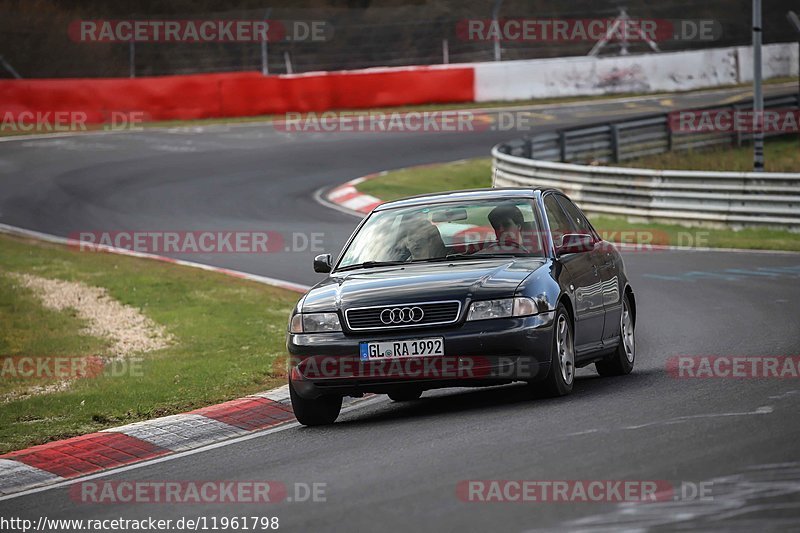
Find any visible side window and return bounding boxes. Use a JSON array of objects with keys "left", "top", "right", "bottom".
[
  {"left": 543, "top": 195, "right": 574, "bottom": 247},
  {"left": 556, "top": 196, "right": 597, "bottom": 240}
]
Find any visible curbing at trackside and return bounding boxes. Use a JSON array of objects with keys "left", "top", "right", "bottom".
[
  {"left": 324, "top": 173, "right": 385, "bottom": 215},
  {"left": 322, "top": 161, "right": 468, "bottom": 218},
  {"left": 0, "top": 389, "right": 294, "bottom": 496}
]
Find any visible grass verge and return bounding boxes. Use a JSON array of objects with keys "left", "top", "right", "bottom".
[
  {"left": 358, "top": 159, "right": 493, "bottom": 201},
  {"left": 354, "top": 152, "right": 800, "bottom": 252},
  {"left": 617, "top": 136, "right": 800, "bottom": 173},
  {"left": 0, "top": 233, "right": 298, "bottom": 453}
]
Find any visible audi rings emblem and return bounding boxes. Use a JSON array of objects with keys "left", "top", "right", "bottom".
[{"left": 380, "top": 306, "right": 425, "bottom": 324}]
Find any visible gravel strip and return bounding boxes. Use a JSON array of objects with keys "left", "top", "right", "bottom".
[{"left": 9, "top": 273, "right": 172, "bottom": 359}]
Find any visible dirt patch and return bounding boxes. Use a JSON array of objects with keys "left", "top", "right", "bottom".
[{"left": 9, "top": 273, "right": 172, "bottom": 359}]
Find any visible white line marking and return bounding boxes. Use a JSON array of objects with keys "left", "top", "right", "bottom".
[
  {"left": 563, "top": 406, "right": 775, "bottom": 437},
  {"left": 621, "top": 406, "right": 774, "bottom": 431},
  {"left": 0, "top": 223, "right": 310, "bottom": 293}
]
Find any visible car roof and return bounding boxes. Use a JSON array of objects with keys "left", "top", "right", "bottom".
[{"left": 374, "top": 187, "right": 559, "bottom": 211}]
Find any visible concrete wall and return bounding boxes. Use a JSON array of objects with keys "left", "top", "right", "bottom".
[{"left": 474, "top": 43, "right": 798, "bottom": 102}]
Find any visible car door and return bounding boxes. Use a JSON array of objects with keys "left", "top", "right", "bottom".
[
  {"left": 543, "top": 193, "right": 605, "bottom": 352},
  {"left": 556, "top": 195, "right": 622, "bottom": 344}
]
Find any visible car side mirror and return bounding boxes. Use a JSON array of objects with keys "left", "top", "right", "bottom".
[
  {"left": 557, "top": 234, "right": 594, "bottom": 256},
  {"left": 313, "top": 254, "right": 332, "bottom": 273}
]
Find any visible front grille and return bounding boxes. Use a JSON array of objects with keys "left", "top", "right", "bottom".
[{"left": 345, "top": 300, "right": 461, "bottom": 331}]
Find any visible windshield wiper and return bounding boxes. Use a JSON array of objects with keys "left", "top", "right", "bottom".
[
  {"left": 336, "top": 260, "right": 409, "bottom": 272},
  {"left": 413, "top": 252, "right": 529, "bottom": 264},
  {"left": 412, "top": 253, "right": 477, "bottom": 263},
  {"left": 468, "top": 253, "right": 530, "bottom": 258}
]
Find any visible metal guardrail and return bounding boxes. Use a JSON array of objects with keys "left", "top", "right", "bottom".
[
  {"left": 499, "top": 94, "right": 799, "bottom": 164},
  {"left": 493, "top": 94, "right": 800, "bottom": 230}
]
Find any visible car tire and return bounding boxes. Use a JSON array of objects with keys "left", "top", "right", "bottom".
[
  {"left": 535, "top": 303, "right": 575, "bottom": 397},
  {"left": 388, "top": 389, "right": 423, "bottom": 402},
  {"left": 595, "top": 293, "right": 635, "bottom": 377},
  {"left": 289, "top": 379, "right": 342, "bottom": 426}
]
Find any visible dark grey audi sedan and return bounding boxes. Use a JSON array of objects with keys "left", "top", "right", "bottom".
[{"left": 287, "top": 188, "right": 636, "bottom": 425}]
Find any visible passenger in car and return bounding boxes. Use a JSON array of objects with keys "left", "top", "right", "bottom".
[{"left": 402, "top": 217, "right": 447, "bottom": 260}]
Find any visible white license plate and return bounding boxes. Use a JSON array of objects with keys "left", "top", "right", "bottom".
[{"left": 360, "top": 338, "right": 444, "bottom": 361}]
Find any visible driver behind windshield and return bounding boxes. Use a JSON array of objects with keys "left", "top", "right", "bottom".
[{"left": 484, "top": 203, "right": 525, "bottom": 251}]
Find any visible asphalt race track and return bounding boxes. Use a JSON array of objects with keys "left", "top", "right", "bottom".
[{"left": 1, "top": 85, "right": 799, "bottom": 531}]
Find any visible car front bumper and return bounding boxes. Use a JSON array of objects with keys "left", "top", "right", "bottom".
[{"left": 287, "top": 312, "right": 555, "bottom": 398}]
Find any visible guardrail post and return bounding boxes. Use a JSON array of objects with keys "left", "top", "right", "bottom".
[
  {"left": 524, "top": 137, "right": 533, "bottom": 159},
  {"left": 610, "top": 124, "right": 620, "bottom": 163},
  {"left": 666, "top": 113, "right": 674, "bottom": 152},
  {"left": 559, "top": 132, "right": 567, "bottom": 162},
  {"left": 733, "top": 104, "right": 743, "bottom": 147}
]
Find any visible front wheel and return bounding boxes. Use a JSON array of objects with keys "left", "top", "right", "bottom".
[
  {"left": 535, "top": 303, "right": 575, "bottom": 397},
  {"left": 289, "top": 379, "right": 342, "bottom": 426},
  {"left": 595, "top": 294, "right": 635, "bottom": 377}
]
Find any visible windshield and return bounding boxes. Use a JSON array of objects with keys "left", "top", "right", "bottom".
[{"left": 336, "top": 199, "right": 544, "bottom": 270}]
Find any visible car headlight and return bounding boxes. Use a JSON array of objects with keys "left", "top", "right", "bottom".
[
  {"left": 466, "top": 297, "right": 538, "bottom": 321},
  {"left": 289, "top": 313, "right": 342, "bottom": 333}
]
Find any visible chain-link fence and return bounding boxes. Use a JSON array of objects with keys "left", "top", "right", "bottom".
[{"left": 1, "top": 0, "right": 799, "bottom": 78}]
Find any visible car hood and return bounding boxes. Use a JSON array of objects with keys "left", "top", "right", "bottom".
[{"left": 301, "top": 258, "right": 546, "bottom": 312}]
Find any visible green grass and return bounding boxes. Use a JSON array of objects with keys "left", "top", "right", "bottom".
[
  {"left": 0, "top": 234, "right": 299, "bottom": 453},
  {"left": 354, "top": 152, "right": 800, "bottom": 252},
  {"left": 358, "top": 159, "right": 493, "bottom": 201},
  {"left": 588, "top": 216, "right": 800, "bottom": 251},
  {"left": 618, "top": 136, "right": 800, "bottom": 173}
]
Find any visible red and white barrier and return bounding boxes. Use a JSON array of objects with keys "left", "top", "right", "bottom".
[
  {"left": 0, "top": 43, "right": 796, "bottom": 125},
  {"left": 0, "top": 66, "right": 474, "bottom": 125}
]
